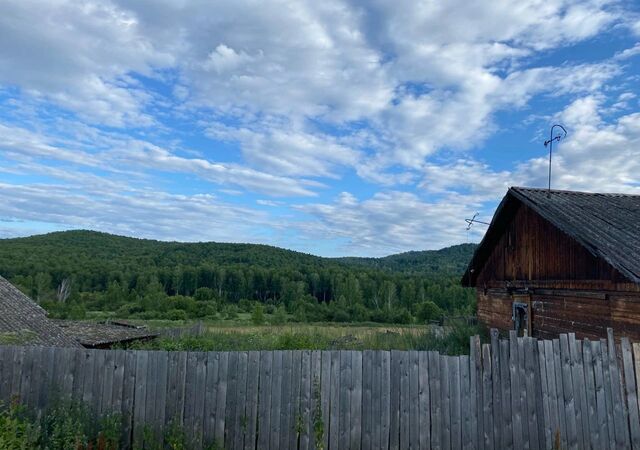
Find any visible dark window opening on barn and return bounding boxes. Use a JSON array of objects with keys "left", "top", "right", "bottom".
[{"left": 512, "top": 302, "right": 528, "bottom": 337}]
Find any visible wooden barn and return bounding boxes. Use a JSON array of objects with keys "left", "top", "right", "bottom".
[{"left": 462, "top": 187, "right": 640, "bottom": 340}]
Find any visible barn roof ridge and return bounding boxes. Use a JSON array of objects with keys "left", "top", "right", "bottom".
[{"left": 462, "top": 186, "right": 640, "bottom": 286}]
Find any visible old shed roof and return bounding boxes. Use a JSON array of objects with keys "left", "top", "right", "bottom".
[
  {"left": 0, "top": 275, "right": 80, "bottom": 347},
  {"left": 55, "top": 320, "right": 158, "bottom": 348},
  {"left": 462, "top": 187, "right": 640, "bottom": 286}
]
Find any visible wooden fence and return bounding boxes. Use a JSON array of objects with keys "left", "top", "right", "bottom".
[{"left": 1, "top": 329, "right": 640, "bottom": 450}]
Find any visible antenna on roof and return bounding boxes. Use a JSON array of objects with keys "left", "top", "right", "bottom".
[
  {"left": 543, "top": 124, "right": 567, "bottom": 197},
  {"left": 465, "top": 213, "right": 490, "bottom": 231}
]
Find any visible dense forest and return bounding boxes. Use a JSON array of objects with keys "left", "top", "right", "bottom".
[{"left": 0, "top": 231, "right": 477, "bottom": 324}]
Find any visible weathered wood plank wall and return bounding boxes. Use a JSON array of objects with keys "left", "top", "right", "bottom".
[{"left": 1, "top": 330, "right": 640, "bottom": 450}]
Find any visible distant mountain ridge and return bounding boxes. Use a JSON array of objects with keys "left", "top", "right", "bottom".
[{"left": 0, "top": 230, "right": 477, "bottom": 276}]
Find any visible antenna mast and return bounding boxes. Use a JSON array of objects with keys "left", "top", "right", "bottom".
[{"left": 543, "top": 124, "right": 567, "bottom": 196}]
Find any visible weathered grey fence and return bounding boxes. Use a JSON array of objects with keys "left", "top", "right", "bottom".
[{"left": 1, "top": 330, "right": 640, "bottom": 450}]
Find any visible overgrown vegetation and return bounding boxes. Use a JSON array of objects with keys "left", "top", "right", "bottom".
[
  {"left": 0, "top": 398, "right": 121, "bottom": 449},
  {"left": 0, "top": 230, "right": 476, "bottom": 325},
  {"left": 133, "top": 320, "right": 486, "bottom": 354}
]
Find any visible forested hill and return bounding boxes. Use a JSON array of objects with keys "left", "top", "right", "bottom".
[
  {"left": 337, "top": 244, "right": 477, "bottom": 275},
  {"left": 0, "top": 230, "right": 477, "bottom": 323}
]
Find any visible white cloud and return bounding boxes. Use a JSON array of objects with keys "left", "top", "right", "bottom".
[{"left": 296, "top": 191, "right": 483, "bottom": 255}]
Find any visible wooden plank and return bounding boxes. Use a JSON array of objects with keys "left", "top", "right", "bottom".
[
  {"left": 553, "top": 339, "right": 568, "bottom": 450},
  {"left": 560, "top": 334, "right": 579, "bottom": 450},
  {"left": 451, "top": 356, "right": 462, "bottom": 450},
  {"left": 143, "top": 351, "right": 159, "bottom": 445},
  {"left": 592, "top": 341, "right": 611, "bottom": 450},
  {"left": 204, "top": 352, "right": 220, "bottom": 447},
  {"left": 607, "top": 329, "right": 629, "bottom": 450},
  {"left": 101, "top": 350, "right": 115, "bottom": 416},
  {"left": 351, "top": 350, "right": 363, "bottom": 450},
  {"left": 543, "top": 340, "right": 559, "bottom": 450},
  {"left": 121, "top": 350, "right": 136, "bottom": 449},
  {"left": 310, "top": 351, "right": 321, "bottom": 450},
  {"left": 509, "top": 332, "right": 523, "bottom": 450},
  {"left": 429, "top": 351, "right": 442, "bottom": 450},
  {"left": 525, "top": 338, "right": 540, "bottom": 450},
  {"left": 472, "top": 335, "right": 482, "bottom": 450},
  {"left": 500, "top": 340, "right": 513, "bottom": 450},
  {"left": 288, "top": 351, "right": 302, "bottom": 450},
  {"left": 155, "top": 351, "right": 169, "bottom": 442},
  {"left": 533, "top": 340, "right": 546, "bottom": 450},
  {"left": 569, "top": 334, "right": 588, "bottom": 450},
  {"left": 111, "top": 350, "right": 126, "bottom": 416},
  {"left": 583, "top": 341, "right": 600, "bottom": 450},
  {"left": 269, "top": 351, "right": 283, "bottom": 450},
  {"left": 469, "top": 337, "right": 479, "bottom": 450},
  {"left": 299, "top": 350, "right": 312, "bottom": 450},
  {"left": 321, "top": 351, "right": 331, "bottom": 450},
  {"left": 537, "top": 340, "right": 551, "bottom": 450},
  {"left": 234, "top": 351, "right": 249, "bottom": 450},
  {"left": 482, "top": 344, "right": 494, "bottom": 450},
  {"left": 400, "top": 351, "right": 410, "bottom": 450},
  {"left": 381, "top": 350, "right": 391, "bottom": 450},
  {"left": 409, "top": 350, "right": 420, "bottom": 450},
  {"left": 225, "top": 351, "right": 239, "bottom": 450},
  {"left": 419, "top": 351, "right": 431, "bottom": 450},
  {"left": 601, "top": 340, "right": 617, "bottom": 450},
  {"left": 517, "top": 337, "right": 529, "bottom": 449},
  {"left": 460, "top": 355, "right": 472, "bottom": 450},
  {"left": 245, "top": 351, "right": 260, "bottom": 450},
  {"left": 339, "top": 350, "right": 352, "bottom": 450},
  {"left": 279, "top": 350, "right": 293, "bottom": 450},
  {"left": 132, "top": 350, "right": 148, "bottom": 449},
  {"left": 257, "top": 351, "right": 272, "bottom": 450},
  {"left": 441, "top": 355, "right": 452, "bottom": 450},
  {"left": 329, "top": 350, "right": 340, "bottom": 450},
  {"left": 0, "top": 346, "right": 15, "bottom": 405},
  {"left": 362, "top": 350, "right": 373, "bottom": 450},
  {"left": 389, "top": 350, "right": 400, "bottom": 450},
  {"left": 193, "top": 352, "right": 208, "bottom": 449},
  {"left": 490, "top": 329, "right": 502, "bottom": 450},
  {"left": 215, "top": 352, "right": 229, "bottom": 448},
  {"left": 621, "top": 338, "right": 640, "bottom": 449}
]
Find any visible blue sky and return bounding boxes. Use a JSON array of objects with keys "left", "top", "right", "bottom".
[{"left": 1, "top": 0, "right": 640, "bottom": 257}]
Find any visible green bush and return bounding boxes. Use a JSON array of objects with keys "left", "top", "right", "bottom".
[
  {"left": 415, "top": 301, "right": 443, "bottom": 323},
  {"left": 251, "top": 304, "right": 265, "bottom": 325}
]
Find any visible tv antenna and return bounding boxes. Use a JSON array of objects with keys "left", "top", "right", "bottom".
[
  {"left": 465, "top": 213, "right": 490, "bottom": 231},
  {"left": 543, "top": 124, "right": 567, "bottom": 196}
]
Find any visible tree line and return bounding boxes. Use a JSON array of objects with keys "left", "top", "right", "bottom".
[{"left": 0, "top": 230, "right": 476, "bottom": 324}]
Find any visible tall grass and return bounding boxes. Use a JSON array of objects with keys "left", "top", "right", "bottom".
[{"left": 132, "top": 320, "right": 487, "bottom": 354}]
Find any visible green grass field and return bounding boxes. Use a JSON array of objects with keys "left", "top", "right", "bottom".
[{"left": 128, "top": 319, "right": 486, "bottom": 355}]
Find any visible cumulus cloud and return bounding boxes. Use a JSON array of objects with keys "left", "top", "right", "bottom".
[{"left": 0, "top": 0, "right": 638, "bottom": 253}]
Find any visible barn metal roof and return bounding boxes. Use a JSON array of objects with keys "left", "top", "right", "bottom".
[
  {"left": 0, "top": 275, "right": 80, "bottom": 347},
  {"left": 462, "top": 187, "right": 640, "bottom": 286}
]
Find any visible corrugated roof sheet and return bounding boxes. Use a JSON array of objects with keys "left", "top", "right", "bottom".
[
  {"left": 0, "top": 276, "right": 80, "bottom": 347},
  {"left": 463, "top": 187, "right": 640, "bottom": 286}
]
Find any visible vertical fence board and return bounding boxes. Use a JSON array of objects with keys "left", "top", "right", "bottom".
[
  {"left": 419, "top": 351, "right": 431, "bottom": 450},
  {"left": 329, "top": 350, "right": 340, "bottom": 450},
  {"left": 583, "top": 341, "right": 599, "bottom": 450},
  {"left": 204, "top": 352, "right": 220, "bottom": 447},
  {"left": 215, "top": 352, "right": 229, "bottom": 448},
  {"left": 289, "top": 351, "right": 302, "bottom": 450},
  {"left": 389, "top": 350, "right": 400, "bottom": 450},
  {"left": 525, "top": 338, "right": 540, "bottom": 450},
  {"left": 441, "top": 355, "right": 452, "bottom": 450},
  {"left": 481, "top": 344, "right": 494, "bottom": 450},
  {"left": 621, "top": 338, "right": 640, "bottom": 449},
  {"left": 608, "top": 329, "right": 630, "bottom": 450},
  {"left": 490, "top": 330, "right": 502, "bottom": 450},
  {"left": 592, "top": 341, "right": 611, "bottom": 450},
  {"left": 381, "top": 350, "right": 391, "bottom": 450},
  {"left": 499, "top": 340, "right": 513, "bottom": 450},
  {"left": 429, "top": 351, "right": 442, "bottom": 450},
  {"left": 362, "top": 350, "right": 373, "bottom": 450},
  {"left": 400, "top": 351, "right": 410, "bottom": 450},
  {"left": 234, "top": 351, "right": 249, "bottom": 450},
  {"left": 257, "top": 351, "right": 272, "bottom": 450},
  {"left": 451, "top": 356, "right": 462, "bottom": 450},
  {"left": 321, "top": 351, "right": 332, "bottom": 450},
  {"left": 300, "top": 350, "right": 312, "bottom": 450},
  {"left": 537, "top": 341, "right": 551, "bottom": 450},
  {"left": 132, "top": 350, "right": 148, "bottom": 449},
  {"left": 269, "top": 351, "right": 283, "bottom": 450}
]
